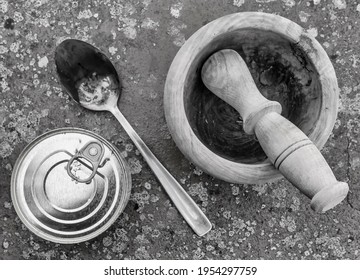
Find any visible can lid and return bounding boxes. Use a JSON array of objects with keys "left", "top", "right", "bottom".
[{"left": 11, "top": 128, "right": 131, "bottom": 244}]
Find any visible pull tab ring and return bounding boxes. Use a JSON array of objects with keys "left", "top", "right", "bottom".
[{"left": 67, "top": 141, "right": 105, "bottom": 183}]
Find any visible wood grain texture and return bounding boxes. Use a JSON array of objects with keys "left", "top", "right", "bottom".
[
  {"left": 202, "top": 49, "right": 348, "bottom": 212},
  {"left": 164, "top": 12, "right": 339, "bottom": 184},
  {"left": 255, "top": 112, "right": 348, "bottom": 212},
  {"left": 201, "top": 49, "right": 282, "bottom": 134}
]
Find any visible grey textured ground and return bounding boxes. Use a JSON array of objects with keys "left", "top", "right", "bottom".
[{"left": 1, "top": 0, "right": 360, "bottom": 260}]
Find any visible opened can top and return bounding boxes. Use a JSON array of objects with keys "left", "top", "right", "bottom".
[{"left": 11, "top": 128, "right": 131, "bottom": 244}]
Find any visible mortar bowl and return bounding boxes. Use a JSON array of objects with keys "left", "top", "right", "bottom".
[{"left": 164, "top": 12, "right": 339, "bottom": 184}]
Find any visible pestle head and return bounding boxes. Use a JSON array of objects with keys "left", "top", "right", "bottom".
[
  {"left": 201, "top": 49, "right": 282, "bottom": 134},
  {"left": 310, "top": 182, "right": 349, "bottom": 213},
  {"left": 201, "top": 49, "right": 257, "bottom": 103}
]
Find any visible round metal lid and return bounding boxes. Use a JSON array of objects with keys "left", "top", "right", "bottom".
[{"left": 11, "top": 128, "right": 131, "bottom": 244}]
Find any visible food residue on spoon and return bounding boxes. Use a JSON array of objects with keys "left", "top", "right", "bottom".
[{"left": 77, "top": 72, "right": 118, "bottom": 107}]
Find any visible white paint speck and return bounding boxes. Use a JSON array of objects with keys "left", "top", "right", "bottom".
[
  {"left": 10, "top": 42, "right": 20, "bottom": 53},
  {"left": 34, "top": 0, "right": 48, "bottom": 8},
  {"left": 314, "top": 0, "right": 321, "bottom": 4},
  {"left": 170, "top": 2, "right": 183, "bottom": 18},
  {"left": 39, "top": 18, "right": 50, "bottom": 27},
  {"left": 78, "top": 9, "right": 93, "bottom": 19},
  {"left": 14, "top": 11, "right": 24, "bottom": 22},
  {"left": 123, "top": 25, "right": 137, "bottom": 40},
  {"left": 357, "top": 4, "right": 360, "bottom": 12},
  {"left": 282, "top": 0, "right": 296, "bottom": 7},
  {"left": 323, "top": 42, "right": 330, "bottom": 48},
  {"left": 41, "top": 109, "right": 49, "bottom": 117},
  {"left": 299, "top": 11, "right": 310, "bottom": 22},
  {"left": 38, "top": 56, "right": 49, "bottom": 68},
  {"left": 307, "top": 27, "right": 318, "bottom": 38},
  {"left": 168, "top": 22, "right": 187, "bottom": 47},
  {"left": 109, "top": 46, "right": 118, "bottom": 55},
  {"left": 2, "top": 240, "right": 9, "bottom": 249},
  {"left": 233, "top": 0, "right": 245, "bottom": 7},
  {"left": 120, "top": 17, "right": 137, "bottom": 40},
  {"left": 4, "top": 201, "right": 12, "bottom": 209},
  {"left": 128, "top": 157, "right": 142, "bottom": 174},
  {"left": 332, "top": 0, "right": 346, "bottom": 9},
  {"left": 0, "top": 0, "right": 8, "bottom": 13},
  {"left": 0, "top": 45, "right": 8, "bottom": 54},
  {"left": 141, "top": 18, "right": 159, "bottom": 30},
  {"left": 5, "top": 163, "right": 12, "bottom": 171},
  {"left": 142, "top": 0, "right": 152, "bottom": 8},
  {"left": 33, "top": 79, "right": 40, "bottom": 87},
  {"left": 25, "top": 32, "right": 39, "bottom": 43},
  {"left": 351, "top": 54, "right": 360, "bottom": 68},
  {"left": 0, "top": 62, "right": 12, "bottom": 78},
  {"left": 111, "top": 30, "right": 117, "bottom": 40}
]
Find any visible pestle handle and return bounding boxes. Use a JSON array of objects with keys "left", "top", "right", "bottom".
[{"left": 201, "top": 49, "right": 348, "bottom": 212}]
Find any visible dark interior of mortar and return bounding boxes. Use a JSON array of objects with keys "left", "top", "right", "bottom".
[{"left": 184, "top": 29, "right": 322, "bottom": 164}]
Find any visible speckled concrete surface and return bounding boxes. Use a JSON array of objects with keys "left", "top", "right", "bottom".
[{"left": 1, "top": 0, "right": 360, "bottom": 260}]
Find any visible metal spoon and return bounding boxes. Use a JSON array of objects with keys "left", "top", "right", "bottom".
[{"left": 54, "top": 39, "right": 212, "bottom": 236}]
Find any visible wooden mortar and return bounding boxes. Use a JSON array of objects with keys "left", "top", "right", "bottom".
[{"left": 164, "top": 12, "right": 339, "bottom": 185}]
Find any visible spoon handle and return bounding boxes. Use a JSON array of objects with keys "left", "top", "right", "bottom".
[{"left": 110, "top": 107, "right": 212, "bottom": 236}]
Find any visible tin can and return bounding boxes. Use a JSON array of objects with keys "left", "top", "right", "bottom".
[{"left": 11, "top": 128, "right": 131, "bottom": 244}]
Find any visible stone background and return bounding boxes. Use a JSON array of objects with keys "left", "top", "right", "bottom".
[{"left": 1, "top": 0, "right": 360, "bottom": 259}]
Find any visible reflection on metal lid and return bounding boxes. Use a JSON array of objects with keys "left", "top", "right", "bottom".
[{"left": 11, "top": 128, "right": 131, "bottom": 244}]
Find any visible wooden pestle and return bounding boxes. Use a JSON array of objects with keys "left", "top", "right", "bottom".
[{"left": 201, "top": 49, "right": 349, "bottom": 212}]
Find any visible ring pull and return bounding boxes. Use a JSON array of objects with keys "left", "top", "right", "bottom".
[{"left": 67, "top": 141, "right": 105, "bottom": 184}]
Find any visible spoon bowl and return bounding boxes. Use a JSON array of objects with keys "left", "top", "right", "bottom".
[
  {"left": 55, "top": 39, "right": 120, "bottom": 112},
  {"left": 55, "top": 39, "right": 212, "bottom": 236}
]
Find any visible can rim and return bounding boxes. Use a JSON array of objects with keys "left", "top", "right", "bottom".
[{"left": 11, "top": 127, "right": 131, "bottom": 244}]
